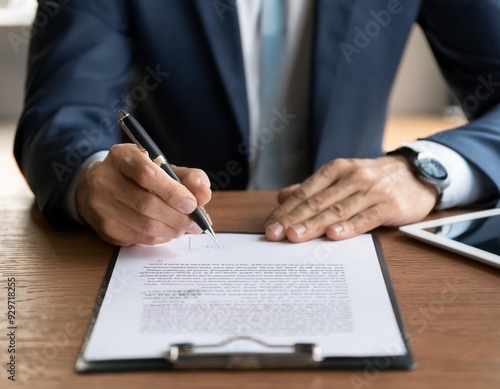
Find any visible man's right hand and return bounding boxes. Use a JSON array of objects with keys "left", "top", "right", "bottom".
[{"left": 75, "top": 144, "right": 212, "bottom": 246}]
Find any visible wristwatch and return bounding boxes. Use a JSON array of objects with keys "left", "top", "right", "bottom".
[{"left": 387, "top": 146, "right": 450, "bottom": 203}]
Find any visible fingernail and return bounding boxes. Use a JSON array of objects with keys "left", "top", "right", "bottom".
[
  {"left": 333, "top": 224, "right": 343, "bottom": 234},
  {"left": 198, "top": 177, "right": 211, "bottom": 188},
  {"left": 266, "top": 222, "right": 284, "bottom": 239},
  {"left": 178, "top": 199, "right": 197, "bottom": 214},
  {"left": 291, "top": 224, "right": 306, "bottom": 236}
]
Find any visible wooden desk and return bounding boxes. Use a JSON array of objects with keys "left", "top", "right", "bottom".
[{"left": 0, "top": 117, "right": 499, "bottom": 388}]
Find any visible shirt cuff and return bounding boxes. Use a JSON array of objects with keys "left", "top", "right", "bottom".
[
  {"left": 62, "top": 150, "right": 109, "bottom": 224},
  {"left": 403, "top": 140, "right": 488, "bottom": 210}
]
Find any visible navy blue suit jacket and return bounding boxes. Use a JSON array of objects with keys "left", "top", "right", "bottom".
[{"left": 14, "top": 0, "right": 500, "bottom": 228}]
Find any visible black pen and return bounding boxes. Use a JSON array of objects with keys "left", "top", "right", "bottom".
[{"left": 118, "top": 109, "right": 217, "bottom": 242}]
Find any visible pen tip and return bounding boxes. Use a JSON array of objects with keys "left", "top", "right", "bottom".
[
  {"left": 206, "top": 227, "right": 217, "bottom": 242},
  {"left": 119, "top": 109, "right": 129, "bottom": 119}
]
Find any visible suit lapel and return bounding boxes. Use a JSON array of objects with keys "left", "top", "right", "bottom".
[
  {"left": 194, "top": 0, "right": 249, "bottom": 141},
  {"left": 310, "top": 0, "right": 359, "bottom": 168}
]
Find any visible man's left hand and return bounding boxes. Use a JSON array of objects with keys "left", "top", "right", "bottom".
[{"left": 264, "top": 156, "right": 438, "bottom": 242}]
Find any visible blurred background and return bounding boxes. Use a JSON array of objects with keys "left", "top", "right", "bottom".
[{"left": 0, "top": 0, "right": 36, "bottom": 120}]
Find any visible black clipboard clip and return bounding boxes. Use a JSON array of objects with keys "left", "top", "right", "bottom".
[{"left": 166, "top": 335, "right": 323, "bottom": 369}]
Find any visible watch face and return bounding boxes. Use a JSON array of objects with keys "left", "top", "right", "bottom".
[{"left": 417, "top": 155, "right": 448, "bottom": 180}]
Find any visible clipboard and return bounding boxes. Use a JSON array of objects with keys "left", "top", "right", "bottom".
[{"left": 75, "top": 235, "right": 416, "bottom": 372}]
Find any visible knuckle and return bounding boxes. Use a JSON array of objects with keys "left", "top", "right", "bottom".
[
  {"left": 163, "top": 218, "right": 186, "bottom": 239},
  {"left": 132, "top": 235, "right": 155, "bottom": 246},
  {"left": 389, "top": 198, "right": 405, "bottom": 218},
  {"left": 379, "top": 181, "right": 393, "bottom": 197},
  {"left": 329, "top": 202, "right": 349, "bottom": 220},
  {"left": 87, "top": 166, "right": 105, "bottom": 189},
  {"left": 156, "top": 237, "right": 175, "bottom": 245},
  {"left": 97, "top": 219, "right": 116, "bottom": 241},
  {"left": 152, "top": 236, "right": 174, "bottom": 245},
  {"left": 153, "top": 175, "right": 186, "bottom": 201},
  {"left": 138, "top": 217, "right": 159, "bottom": 236},
  {"left": 87, "top": 193, "right": 101, "bottom": 212},
  {"left": 317, "top": 164, "right": 331, "bottom": 179},
  {"left": 139, "top": 235, "right": 165, "bottom": 246},
  {"left": 171, "top": 213, "right": 192, "bottom": 231},
  {"left": 315, "top": 158, "right": 352, "bottom": 182},
  {"left": 329, "top": 158, "right": 349, "bottom": 171},
  {"left": 165, "top": 182, "right": 185, "bottom": 200},
  {"left": 291, "top": 186, "right": 310, "bottom": 202},
  {"left": 304, "top": 195, "right": 326, "bottom": 213},
  {"left": 316, "top": 161, "right": 337, "bottom": 180},
  {"left": 108, "top": 143, "right": 129, "bottom": 162},
  {"left": 135, "top": 164, "right": 157, "bottom": 187},
  {"left": 280, "top": 215, "right": 298, "bottom": 227},
  {"left": 86, "top": 189, "right": 106, "bottom": 214},
  {"left": 351, "top": 167, "right": 373, "bottom": 182},
  {"left": 108, "top": 144, "right": 121, "bottom": 158},
  {"left": 135, "top": 193, "right": 155, "bottom": 214},
  {"left": 170, "top": 228, "right": 185, "bottom": 240},
  {"left": 304, "top": 217, "right": 322, "bottom": 232},
  {"left": 361, "top": 208, "right": 380, "bottom": 227}
]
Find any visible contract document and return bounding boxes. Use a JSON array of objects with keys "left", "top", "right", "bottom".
[{"left": 77, "top": 234, "right": 415, "bottom": 371}]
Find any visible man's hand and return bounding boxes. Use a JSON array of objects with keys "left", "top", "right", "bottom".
[
  {"left": 75, "top": 144, "right": 212, "bottom": 246},
  {"left": 264, "top": 156, "right": 438, "bottom": 242}
]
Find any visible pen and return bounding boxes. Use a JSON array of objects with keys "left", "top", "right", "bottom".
[{"left": 118, "top": 109, "right": 217, "bottom": 242}]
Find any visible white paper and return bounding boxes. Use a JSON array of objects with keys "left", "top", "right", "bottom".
[{"left": 83, "top": 234, "right": 406, "bottom": 361}]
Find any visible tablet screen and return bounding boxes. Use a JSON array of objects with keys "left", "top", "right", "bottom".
[
  {"left": 424, "top": 214, "right": 500, "bottom": 256},
  {"left": 400, "top": 209, "right": 500, "bottom": 269}
]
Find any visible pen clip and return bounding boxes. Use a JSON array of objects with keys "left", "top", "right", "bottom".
[
  {"left": 118, "top": 109, "right": 164, "bottom": 160},
  {"left": 118, "top": 120, "right": 146, "bottom": 153}
]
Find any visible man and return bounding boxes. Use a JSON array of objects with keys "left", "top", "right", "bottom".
[{"left": 14, "top": 0, "right": 500, "bottom": 246}]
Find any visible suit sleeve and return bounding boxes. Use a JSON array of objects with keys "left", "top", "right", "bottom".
[
  {"left": 418, "top": 0, "right": 500, "bottom": 204},
  {"left": 14, "top": 0, "right": 132, "bottom": 228}
]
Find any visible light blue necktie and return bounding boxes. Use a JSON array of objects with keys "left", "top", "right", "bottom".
[
  {"left": 252, "top": 0, "right": 287, "bottom": 189},
  {"left": 251, "top": 0, "right": 311, "bottom": 190},
  {"left": 261, "top": 0, "right": 286, "bottom": 122}
]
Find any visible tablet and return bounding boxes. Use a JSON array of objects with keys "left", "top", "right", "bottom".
[{"left": 400, "top": 208, "right": 500, "bottom": 269}]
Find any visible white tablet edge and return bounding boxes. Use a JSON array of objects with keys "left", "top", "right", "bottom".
[{"left": 399, "top": 208, "right": 500, "bottom": 269}]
